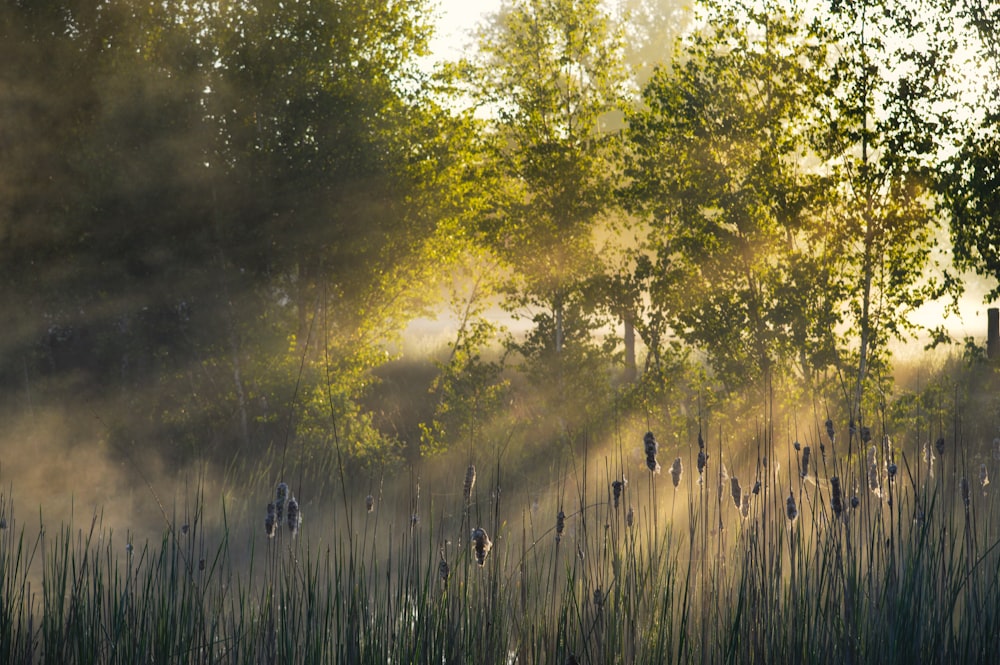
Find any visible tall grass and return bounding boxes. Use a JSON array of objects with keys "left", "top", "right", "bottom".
[{"left": 3, "top": 416, "right": 1000, "bottom": 663}]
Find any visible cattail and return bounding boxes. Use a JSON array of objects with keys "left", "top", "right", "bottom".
[
  {"left": 365, "top": 494, "right": 375, "bottom": 513},
  {"left": 265, "top": 502, "right": 277, "bottom": 538},
  {"left": 786, "top": 492, "right": 798, "bottom": 522},
  {"left": 935, "top": 436, "right": 945, "bottom": 456},
  {"left": 820, "top": 442, "right": 826, "bottom": 463},
  {"left": 850, "top": 496, "right": 860, "bottom": 509},
  {"left": 286, "top": 496, "right": 300, "bottom": 536},
  {"left": 860, "top": 426, "right": 872, "bottom": 444},
  {"left": 471, "top": 527, "right": 492, "bottom": 566},
  {"left": 438, "top": 557, "right": 450, "bottom": 586},
  {"left": 980, "top": 463, "right": 990, "bottom": 490},
  {"left": 740, "top": 493, "right": 750, "bottom": 519},
  {"left": 960, "top": 477, "right": 970, "bottom": 509},
  {"left": 669, "top": 457, "right": 683, "bottom": 488},
  {"left": 825, "top": 418, "right": 835, "bottom": 444},
  {"left": 793, "top": 440, "right": 801, "bottom": 452},
  {"left": 698, "top": 429, "right": 705, "bottom": 450},
  {"left": 464, "top": 465, "right": 476, "bottom": 501},
  {"left": 887, "top": 462, "right": 897, "bottom": 479},
  {"left": 831, "top": 476, "right": 844, "bottom": 518},
  {"left": 800, "top": 446, "right": 811, "bottom": 478},
  {"left": 730, "top": 477, "right": 742, "bottom": 509},
  {"left": 0, "top": 517, "right": 6, "bottom": 530},
  {"left": 275, "top": 482, "right": 289, "bottom": 521},
  {"left": 644, "top": 431, "right": 660, "bottom": 473},
  {"left": 697, "top": 449, "right": 708, "bottom": 477},
  {"left": 752, "top": 480, "right": 761, "bottom": 495},
  {"left": 612, "top": 479, "right": 625, "bottom": 508},
  {"left": 626, "top": 505, "right": 634, "bottom": 527},
  {"left": 867, "top": 445, "right": 881, "bottom": 497},
  {"left": 556, "top": 510, "right": 566, "bottom": 544},
  {"left": 181, "top": 523, "right": 190, "bottom": 536},
  {"left": 593, "top": 588, "right": 604, "bottom": 609}
]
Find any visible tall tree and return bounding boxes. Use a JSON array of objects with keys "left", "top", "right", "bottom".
[
  {"left": 465, "top": 0, "right": 628, "bottom": 371},
  {"left": 816, "top": 0, "right": 960, "bottom": 420},
  {"left": 624, "top": 0, "right": 835, "bottom": 395}
]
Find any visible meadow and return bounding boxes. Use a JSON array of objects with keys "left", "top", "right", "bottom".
[{"left": 2, "top": 387, "right": 1000, "bottom": 665}]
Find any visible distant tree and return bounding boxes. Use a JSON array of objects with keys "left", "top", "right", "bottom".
[
  {"left": 624, "top": 0, "right": 835, "bottom": 396},
  {"left": 938, "top": 0, "right": 1000, "bottom": 298},
  {"left": 815, "top": 0, "right": 961, "bottom": 420}
]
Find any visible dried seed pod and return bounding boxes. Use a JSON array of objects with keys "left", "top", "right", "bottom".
[
  {"left": 830, "top": 476, "right": 844, "bottom": 518},
  {"left": 265, "top": 502, "right": 277, "bottom": 538},
  {"left": 751, "top": 480, "right": 761, "bottom": 495},
  {"left": 644, "top": 432, "right": 660, "bottom": 473},
  {"left": 697, "top": 450, "right": 708, "bottom": 477},
  {"left": 793, "top": 440, "right": 801, "bottom": 452},
  {"left": 887, "top": 462, "right": 897, "bottom": 479},
  {"left": 464, "top": 465, "right": 476, "bottom": 502},
  {"left": 825, "top": 419, "right": 835, "bottom": 444},
  {"left": 556, "top": 510, "right": 566, "bottom": 544},
  {"left": 612, "top": 479, "right": 625, "bottom": 508},
  {"left": 800, "top": 446, "right": 811, "bottom": 478},
  {"left": 438, "top": 557, "right": 450, "bottom": 586},
  {"left": 275, "top": 483, "right": 289, "bottom": 521},
  {"left": 935, "top": 436, "right": 945, "bottom": 457},
  {"left": 860, "top": 426, "right": 872, "bottom": 444},
  {"left": 786, "top": 492, "right": 798, "bottom": 522},
  {"left": 850, "top": 496, "right": 860, "bottom": 509},
  {"left": 286, "top": 496, "right": 300, "bottom": 536},
  {"left": 626, "top": 505, "right": 634, "bottom": 528},
  {"left": 740, "top": 493, "right": 750, "bottom": 519},
  {"left": 730, "top": 477, "right": 742, "bottom": 509},
  {"left": 669, "top": 458, "right": 683, "bottom": 489},
  {"left": 471, "top": 527, "right": 492, "bottom": 566}
]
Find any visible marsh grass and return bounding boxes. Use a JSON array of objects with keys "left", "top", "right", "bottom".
[{"left": 3, "top": 418, "right": 1000, "bottom": 664}]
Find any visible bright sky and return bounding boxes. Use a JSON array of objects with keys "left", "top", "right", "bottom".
[{"left": 428, "top": 0, "right": 501, "bottom": 61}]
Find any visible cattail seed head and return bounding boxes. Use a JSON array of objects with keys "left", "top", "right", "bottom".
[
  {"left": 0, "top": 517, "right": 6, "bottom": 530},
  {"left": 861, "top": 426, "right": 872, "bottom": 444},
  {"left": 286, "top": 496, "right": 300, "bottom": 536},
  {"left": 181, "top": 523, "right": 189, "bottom": 536},
  {"left": 556, "top": 510, "right": 566, "bottom": 544},
  {"left": 825, "top": 419, "right": 835, "bottom": 443},
  {"left": 850, "top": 496, "right": 860, "bottom": 509},
  {"left": 365, "top": 494, "right": 375, "bottom": 513},
  {"left": 800, "top": 446, "right": 811, "bottom": 478},
  {"left": 464, "top": 465, "right": 476, "bottom": 501},
  {"left": 593, "top": 588, "right": 604, "bottom": 609},
  {"left": 887, "top": 462, "right": 897, "bottom": 479},
  {"left": 740, "top": 492, "right": 750, "bottom": 519},
  {"left": 752, "top": 480, "right": 761, "bottom": 495},
  {"left": 275, "top": 482, "right": 289, "bottom": 521},
  {"left": 697, "top": 450, "right": 708, "bottom": 476},
  {"left": 935, "top": 436, "right": 945, "bottom": 456},
  {"left": 960, "top": 477, "right": 970, "bottom": 509},
  {"left": 471, "top": 527, "right": 492, "bottom": 566},
  {"left": 612, "top": 479, "right": 625, "bottom": 508},
  {"left": 265, "top": 502, "right": 277, "bottom": 538},
  {"left": 644, "top": 432, "right": 660, "bottom": 473},
  {"left": 786, "top": 492, "right": 798, "bottom": 522},
  {"left": 730, "top": 477, "right": 742, "bottom": 509},
  {"left": 438, "top": 557, "right": 450, "bottom": 585},
  {"left": 793, "top": 440, "right": 801, "bottom": 452},
  {"left": 669, "top": 458, "right": 683, "bottom": 489},
  {"left": 698, "top": 430, "right": 705, "bottom": 450},
  {"left": 831, "top": 476, "right": 844, "bottom": 517},
  {"left": 626, "top": 505, "right": 634, "bottom": 527}
]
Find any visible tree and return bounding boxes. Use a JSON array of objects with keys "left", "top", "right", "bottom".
[
  {"left": 939, "top": 0, "right": 1000, "bottom": 297},
  {"left": 624, "top": 0, "right": 836, "bottom": 395},
  {"left": 815, "top": 0, "right": 961, "bottom": 420},
  {"left": 465, "top": 0, "right": 627, "bottom": 365}
]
